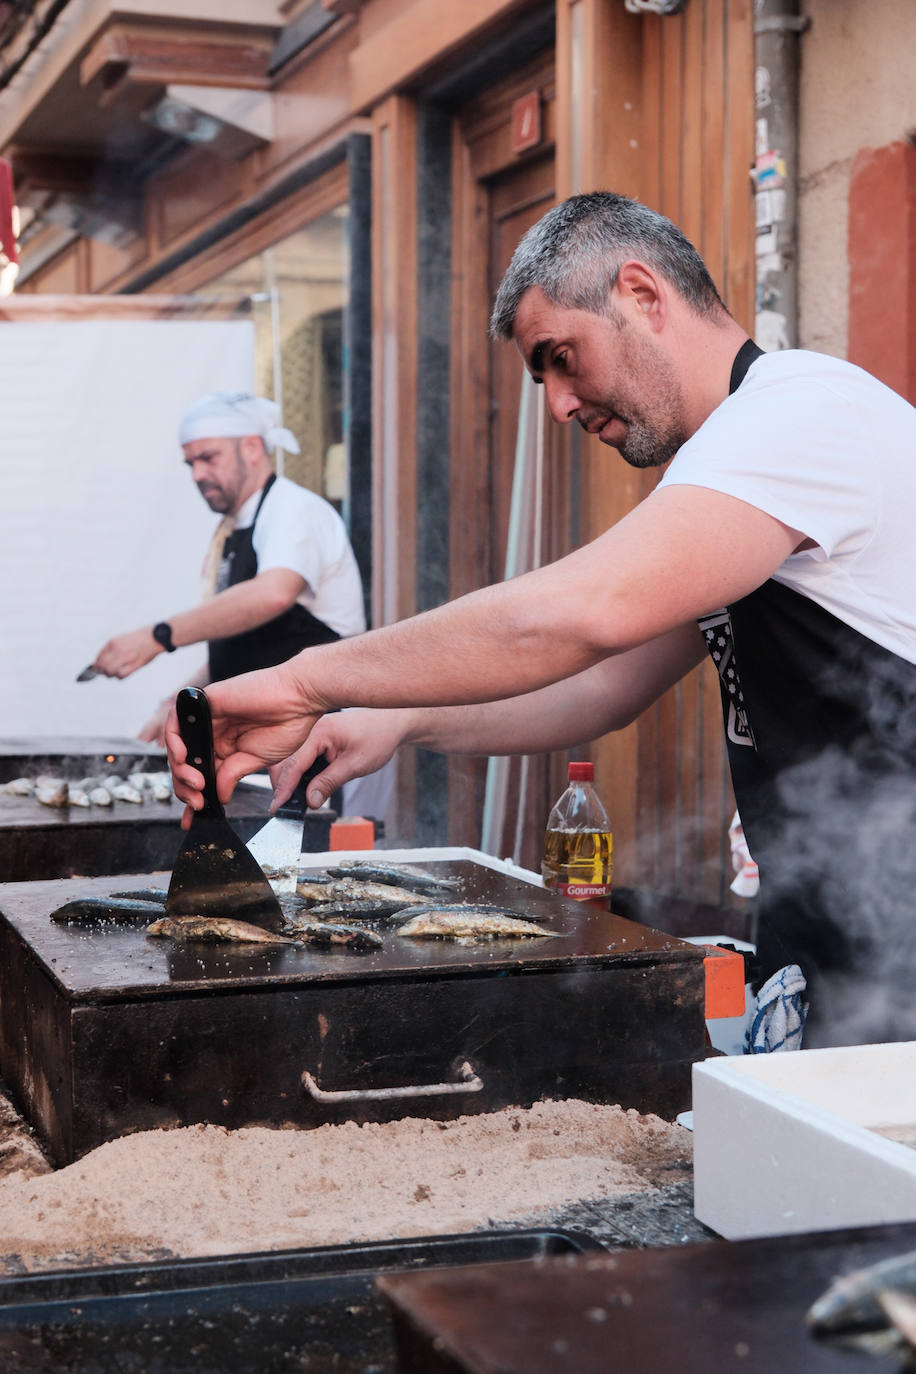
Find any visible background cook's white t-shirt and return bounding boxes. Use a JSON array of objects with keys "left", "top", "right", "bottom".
[{"left": 231, "top": 474, "right": 366, "bottom": 638}]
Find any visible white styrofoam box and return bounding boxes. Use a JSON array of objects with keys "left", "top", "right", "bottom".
[{"left": 692, "top": 1042, "right": 916, "bottom": 1240}]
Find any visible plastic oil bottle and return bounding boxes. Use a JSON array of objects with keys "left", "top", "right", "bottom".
[{"left": 541, "top": 761, "right": 613, "bottom": 906}]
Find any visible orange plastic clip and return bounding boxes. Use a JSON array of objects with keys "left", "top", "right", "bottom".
[
  {"left": 702, "top": 944, "right": 747, "bottom": 1019},
  {"left": 329, "top": 816, "right": 375, "bottom": 851}
]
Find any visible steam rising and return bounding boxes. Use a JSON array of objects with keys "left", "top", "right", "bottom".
[{"left": 754, "top": 644, "right": 916, "bottom": 1049}]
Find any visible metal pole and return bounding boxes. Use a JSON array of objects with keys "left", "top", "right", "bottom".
[
  {"left": 263, "top": 245, "right": 285, "bottom": 476},
  {"left": 753, "top": 0, "right": 809, "bottom": 350}
]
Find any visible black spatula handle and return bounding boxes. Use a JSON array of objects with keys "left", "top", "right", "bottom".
[
  {"left": 275, "top": 754, "right": 330, "bottom": 820},
  {"left": 176, "top": 687, "right": 223, "bottom": 819}
]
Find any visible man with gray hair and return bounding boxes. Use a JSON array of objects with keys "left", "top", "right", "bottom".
[
  {"left": 88, "top": 392, "right": 365, "bottom": 743},
  {"left": 169, "top": 194, "right": 916, "bottom": 1045}
]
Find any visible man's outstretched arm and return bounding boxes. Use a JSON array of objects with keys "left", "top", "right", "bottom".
[
  {"left": 89, "top": 569, "right": 306, "bottom": 679},
  {"left": 167, "top": 482, "right": 802, "bottom": 807},
  {"left": 268, "top": 621, "right": 706, "bottom": 810}
]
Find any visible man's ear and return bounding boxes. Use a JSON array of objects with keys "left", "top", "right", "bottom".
[
  {"left": 239, "top": 434, "right": 266, "bottom": 466},
  {"left": 615, "top": 260, "right": 666, "bottom": 330}
]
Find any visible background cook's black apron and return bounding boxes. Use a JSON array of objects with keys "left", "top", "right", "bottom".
[
  {"left": 208, "top": 475, "right": 341, "bottom": 683},
  {"left": 700, "top": 342, "right": 916, "bottom": 1044}
]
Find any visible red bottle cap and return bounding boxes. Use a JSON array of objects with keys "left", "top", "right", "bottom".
[{"left": 567, "top": 761, "right": 594, "bottom": 781}]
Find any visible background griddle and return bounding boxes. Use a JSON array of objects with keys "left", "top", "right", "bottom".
[{"left": 0, "top": 783, "right": 273, "bottom": 880}]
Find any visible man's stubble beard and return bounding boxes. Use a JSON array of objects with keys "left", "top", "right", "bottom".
[
  {"left": 197, "top": 440, "right": 248, "bottom": 514},
  {"left": 609, "top": 324, "right": 690, "bottom": 470}
]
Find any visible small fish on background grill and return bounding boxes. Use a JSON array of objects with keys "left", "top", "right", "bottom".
[
  {"left": 807, "top": 1246, "right": 916, "bottom": 1356},
  {"left": 397, "top": 908, "right": 562, "bottom": 939},
  {"left": 1, "top": 772, "right": 173, "bottom": 807},
  {"left": 35, "top": 778, "right": 68, "bottom": 808}
]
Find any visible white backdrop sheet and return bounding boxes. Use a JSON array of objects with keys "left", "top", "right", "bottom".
[{"left": 1, "top": 318, "right": 254, "bottom": 740}]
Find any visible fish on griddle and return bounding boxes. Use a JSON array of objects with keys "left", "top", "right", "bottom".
[
  {"left": 326, "top": 860, "right": 461, "bottom": 894},
  {"left": 397, "top": 907, "right": 561, "bottom": 939},
  {"left": 281, "top": 917, "right": 383, "bottom": 951},
  {"left": 808, "top": 1247, "right": 916, "bottom": 1353},
  {"left": 296, "top": 876, "right": 429, "bottom": 906},
  {"left": 109, "top": 888, "right": 168, "bottom": 904},
  {"left": 305, "top": 898, "right": 413, "bottom": 921},
  {"left": 293, "top": 877, "right": 342, "bottom": 902},
  {"left": 146, "top": 912, "right": 381, "bottom": 951},
  {"left": 51, "top": 896, "right": 171, "bottom": 925},
  {"left": 277, "top": 892, "right": 311, "bottom": 918},
  {"left": 146, "top": 916, "right": 295, "bottom": 945}
]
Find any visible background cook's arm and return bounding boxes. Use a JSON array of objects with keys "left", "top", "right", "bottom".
[{"left": 90, "top": 568, "right": 306, "bottom": 679}]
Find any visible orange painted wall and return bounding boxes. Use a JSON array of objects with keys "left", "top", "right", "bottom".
[{"left": 847, "top": 140, "right": 916, "bottom": 405}]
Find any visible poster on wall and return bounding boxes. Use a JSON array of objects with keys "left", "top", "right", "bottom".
[{"left": 0, "top": 315, "right": 254, "bottom": 741}]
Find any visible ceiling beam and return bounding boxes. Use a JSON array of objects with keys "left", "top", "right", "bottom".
[{"left": 80, "top": 21, "right": 275, "bottom": 108}]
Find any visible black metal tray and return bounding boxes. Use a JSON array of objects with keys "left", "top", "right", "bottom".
[{"left": 0, "top": 1228, "right": 600, "bottom": 1373}]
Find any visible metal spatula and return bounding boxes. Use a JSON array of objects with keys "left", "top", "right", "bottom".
[
  {"left": 247, "top": 754, "right": 330, "bottom": 895},
  {"left": 165, "top": 686, "right": 284, "bottom": 931}
]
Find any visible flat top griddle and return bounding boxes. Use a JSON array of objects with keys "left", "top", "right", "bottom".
[{"left": 0, "top": 860, "right": 703, "bottom": 1001}]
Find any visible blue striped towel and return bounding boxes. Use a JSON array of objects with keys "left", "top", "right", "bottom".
[{"left": 745, "top": 964, "right": 808, "bottom": 1054}]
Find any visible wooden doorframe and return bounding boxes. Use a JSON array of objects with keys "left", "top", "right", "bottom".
[{"left": 446, "top": 49, "right": 559, "bottom": 856}]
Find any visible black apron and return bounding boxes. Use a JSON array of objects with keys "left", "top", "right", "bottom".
[
  {"left": 700, "top": 342, "right": 916, "bottom": 1043},
  {"left": 208, "top": 474, "right": 341, "bottom": 683}
]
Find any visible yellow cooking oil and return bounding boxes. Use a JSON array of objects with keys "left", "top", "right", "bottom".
[
  {"left": 541, "top": 826, "right": 613, "bottom": 904},
  {"left": 541, "top": 761, "right": 613, "bottom": 907}
]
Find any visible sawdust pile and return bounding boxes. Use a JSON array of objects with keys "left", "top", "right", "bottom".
[{"left": 0, "top": 1099, "right": 690, "bottom": 1274}]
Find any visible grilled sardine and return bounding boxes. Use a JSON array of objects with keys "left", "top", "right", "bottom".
[
  {"left": 52, "top": 897, "right": 170, "bottom": 925},
  {"left": 282, "top": 918, "right": 383, "bottom": 950},
  {"left": 146, "top": 916, "right": 294, "bottom": 944},
  {"left": 306, "top": 898, "right": 411, "bottom": 921},
  {"left": 397, "top": 908, "right": 560, "bottom": 939},
  {"left": 327, "top": 861, "right": 461, "bottom": 894},
  {"left": 297, "top": 877, "right": 428, "bottom": 906},
  {"left": 808, "top": 1247, "right": 916, "bottom": 1339}
]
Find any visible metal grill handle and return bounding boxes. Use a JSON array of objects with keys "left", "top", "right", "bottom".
[{"left": 301, "top": 1060, "right": 484, "bottom": 1104}]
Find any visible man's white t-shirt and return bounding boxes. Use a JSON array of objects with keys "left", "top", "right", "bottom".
[
  {"left": 657, "top": 350, "right": 916, "bottom": 666},
  {"left": 231, "top": 474, "right": 366, "bottom": 638}
]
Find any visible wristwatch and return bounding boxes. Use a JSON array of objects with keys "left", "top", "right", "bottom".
[{"left": 152, "top": 621, "right": 176, "bottom": 653}]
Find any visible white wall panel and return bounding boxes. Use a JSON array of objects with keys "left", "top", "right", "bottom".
[{"left": 0, "top": 318, "right": 253, "bottom": 740}]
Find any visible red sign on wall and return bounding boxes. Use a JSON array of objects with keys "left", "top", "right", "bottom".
[
  {"left": 511, "top": 91, "right": 542, "bottom": 155},
  {"left": 0, "top": 159, "right": 17, "bottom": 266}
]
